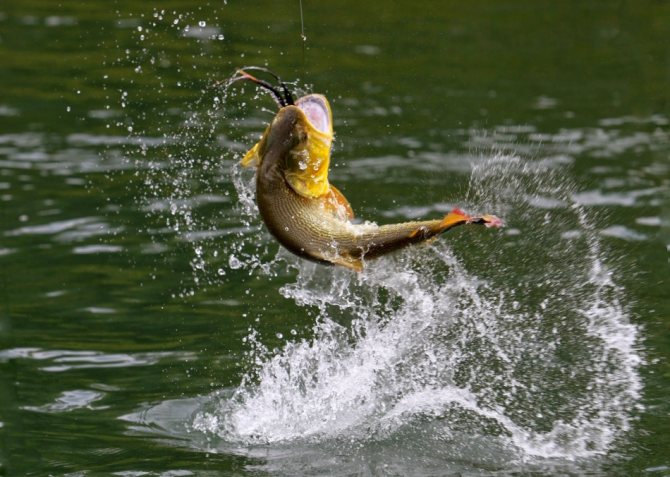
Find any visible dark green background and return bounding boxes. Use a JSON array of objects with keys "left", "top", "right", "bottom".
[{"left": 1, "top": 1, "right": 668, "bottom": 475}]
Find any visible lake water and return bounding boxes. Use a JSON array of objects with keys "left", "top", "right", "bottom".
[{"left": 1, "top": 1, "right": 668, "bottom": 475}]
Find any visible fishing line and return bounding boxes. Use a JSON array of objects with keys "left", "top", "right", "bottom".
[{"left": 299, "top": 0, "right": 306, "bottom": 63}]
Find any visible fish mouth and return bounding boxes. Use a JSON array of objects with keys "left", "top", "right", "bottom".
[
  {"left": 226, "top": 67, "right": 332, "bottom": 136},
  {"left": 295, "top": 94, "right": 332, "bottom": 136},
  {"left": 231, "top": 67, "right": 335, "bottom": 199},
  {"left": 284, "top": 96, "right": 334, "bottom": 199}
]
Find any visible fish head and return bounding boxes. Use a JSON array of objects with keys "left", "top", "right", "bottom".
[{"left": 243, "top": 94, "right": 335, "bottom": 199}]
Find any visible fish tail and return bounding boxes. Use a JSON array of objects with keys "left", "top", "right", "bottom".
[{"left": 440, "top": 208, "right": 505, "bottom": 230}]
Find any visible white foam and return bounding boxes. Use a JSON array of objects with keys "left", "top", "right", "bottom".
[{"left": 193, "top": 154, "right": 642, "bottom": 466}]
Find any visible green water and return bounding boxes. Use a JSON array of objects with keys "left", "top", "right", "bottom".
[{"left": 1, "top": 1, "right": 668, "bottom": 475}]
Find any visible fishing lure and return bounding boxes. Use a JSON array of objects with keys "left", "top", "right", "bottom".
[{"left": 229, "top": 68, "right": 503, "bottom": 271}]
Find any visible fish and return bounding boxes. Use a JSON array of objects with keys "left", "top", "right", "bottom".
[{"left": 229, "top": 68, "right": 503, "bottom": 271}]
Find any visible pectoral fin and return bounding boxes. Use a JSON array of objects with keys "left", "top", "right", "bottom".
[
  {"left": 241, "top": 142, "right": 261, "bottom": 167},
  {"left": 329, "top": 255, "right": 364, "bottom": 272},
  {"left": 241, "top": 126, "right": 270, "bottom": 168},
  {"left": 311, "top": 247, "right": 364, "bottom": 272}
]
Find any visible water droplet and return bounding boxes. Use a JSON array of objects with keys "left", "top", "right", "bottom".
[
  {"left": 228, "top": 255, "right": 242, "bottom": 269},
  {"left": 198, "top": 20, "right": 206, "bottom": 27}
]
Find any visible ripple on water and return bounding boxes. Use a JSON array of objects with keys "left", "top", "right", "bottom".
[
  {"left": 0, "top": 248, "right": 16, "bottom": 257},
  {"left": 598, "top": 114, "right": 669, "bottom": 127},
  {"left": 0, "top": 347, "right": 196, "bottom": 372},
  {"left": 22, "top": 390, "right": 107, "bottom": 413},
  {"left": 0, "top": 105, "right": 19, "bottom": 117},
  {"left": 635, "top": 216, "right": 661, "bottom": 227},
  {"left": 5, "top": 217, "right": 123, "bottom": 244},
  {"left": 572, "top": 187, "right": 662, "bottom": 207},
  {"left": 600, "top": 225, "right": 648, "bottom": 242},
  {"left": 72, "top": 245, "right": 124, "bottom": 254},
  {"left": 465, "top": 115, "right": 669, "bottom": 159},
  {"left": 67, "top": 133, "right": 171, "bottom": 147},
  {"left": 0, "top": 132, "right": 44, "bottom": 148},
  {"left": 5, "top": 217, "right": 99, "bottom": 236},
  {"left": 142, "top": 194, "right": 230, "bottom": 214},
  {"left": 336, "top": 151, "right": 477, "bottom": 184}
]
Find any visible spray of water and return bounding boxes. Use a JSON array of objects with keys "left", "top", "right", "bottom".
[
  {"left": 107, "top": 10, "right": 646, "bottom": 471},
  {"left": 191, "top": 153, "right": 642, "bottom": 467},
  {"left": 119, "top": 62, "right": 642, "bottom": 463}
]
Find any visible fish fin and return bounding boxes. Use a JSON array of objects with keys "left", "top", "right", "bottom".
[
  {"left": 408, "top": 225, "right": 430, "bottom": 239},
  {"left": 439, "top": 208, "right": 471, "bottom": 231},
  {"left": 313, "top": 249, "right": 364, "bottom": 272},
  {"left": 330, "top": 255, "right": 364, "bottom": 272},
  {"left": 241, "top": 142, "right": 261, "bottom": 167},
  {"left": 323, "top": 185, "right": 355, "bottom": 221},
  {"left": 441, "top": 208, "right": 505, "bottom": 230}
]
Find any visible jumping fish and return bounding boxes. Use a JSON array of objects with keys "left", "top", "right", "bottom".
[{"left": 230, "top": 68, "right": 503, "bottom": 271}]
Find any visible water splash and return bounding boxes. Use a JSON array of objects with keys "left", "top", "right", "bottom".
[
  {"left": 115, "top": 47, "right": 315, "bottom": 292},
  {"left": 109, "top": 27, "right": 646, "bottom": 461},
  {"left": 192, "top": 154, "right": 643, "bottom": 468}
]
